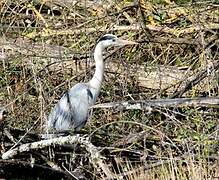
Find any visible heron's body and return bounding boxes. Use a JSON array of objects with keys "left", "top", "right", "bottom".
[
  {"left": 48, "top": 83, "right": 93, "bottom": 131},
  {"left": 47, "top": 34, "right": 136, "bottom": 132}
]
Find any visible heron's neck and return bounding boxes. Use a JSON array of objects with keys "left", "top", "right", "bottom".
[{"left": 89, "top": 44, "right": 104, "bottom": 94}]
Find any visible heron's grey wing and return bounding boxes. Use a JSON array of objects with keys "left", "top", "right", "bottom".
[
  {"left": 47, "top": 83, "right": 94, "bottom": 131},
  {"left": 47, "top": 92, "right": 74, "bottom": 131},
  {"left": 68, "top": 83, "right": 94, "bottom": 130}
]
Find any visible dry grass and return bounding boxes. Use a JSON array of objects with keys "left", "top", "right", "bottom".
[{"left": 0, "top": 0, "right": 218, "bottom": 179}]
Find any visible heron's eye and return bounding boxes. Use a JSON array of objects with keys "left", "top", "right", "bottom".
[{"left": 112, "top": 39, "right": 116, "bottom": 42}]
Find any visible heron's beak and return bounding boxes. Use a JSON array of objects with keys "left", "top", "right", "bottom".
[{"left": 118, "top": 39, "right": 138, "bottom": 46}]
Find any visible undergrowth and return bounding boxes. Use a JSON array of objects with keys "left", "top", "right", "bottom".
[{"left": 0, "top": 0, "right": 218, "bottom": 179}]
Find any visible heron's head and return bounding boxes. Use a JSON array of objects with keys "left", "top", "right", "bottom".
[{"left": 97, "top": 34, "right": 137, "bottom": 49}]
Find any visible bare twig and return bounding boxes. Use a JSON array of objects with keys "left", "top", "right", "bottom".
[
  {"left": 170, "top": 62, "right": 219, "bottom": 98},
  {"left": 113, "top": 131, "right": 149, "bottom": 146}
]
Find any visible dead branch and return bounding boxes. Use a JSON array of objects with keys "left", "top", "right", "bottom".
[
  {"left": 0, "top": 36, "right": 198, "bottom": 60},
  {"left": 2, "top": 135, "right": 114, "bottom": 179},
  {"left": 2, "top": 135, "right": 80, "bottom": 159},
  {"left": 92, "top": 97, "right": 219, "bottom": 110}
]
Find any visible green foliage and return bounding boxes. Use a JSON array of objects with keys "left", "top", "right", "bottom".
[{"left": 153, "top": 10, "right": 167, "bottom": 24}]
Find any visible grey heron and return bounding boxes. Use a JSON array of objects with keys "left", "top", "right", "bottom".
[{"left": 47, "top": 34, "right": 137, "bottom": 132}]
